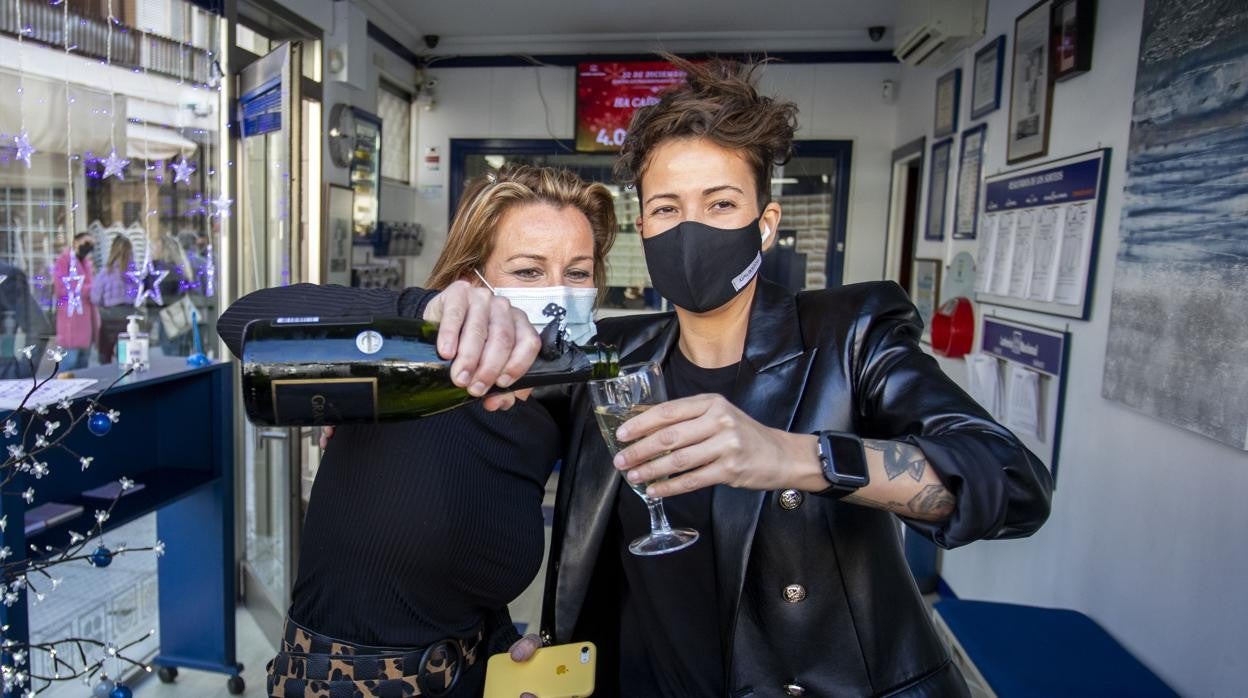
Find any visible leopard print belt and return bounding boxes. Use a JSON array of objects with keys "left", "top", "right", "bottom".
[{"left": 266, "top": 616, "right": 483, "bottom": 697}]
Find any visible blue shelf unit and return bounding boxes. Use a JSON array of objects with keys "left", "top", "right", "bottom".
[{"left": 0, "top": 358, "right": 241, "bottom": 691}]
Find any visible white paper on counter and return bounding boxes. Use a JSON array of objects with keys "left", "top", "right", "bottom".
[
  {"left": 966, "top": 353, "right": 1003, "bottom": 418},
  {"left": 0, "top": 378, "right": 98, "bottom": 410},
  {"left": 1005, "top": 365, "right": 1043, "bottom": 441}
]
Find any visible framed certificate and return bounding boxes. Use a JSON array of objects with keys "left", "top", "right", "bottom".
[
  {"left": 971, "top": 35, "right": 1006, "bottom": 119},
  {"left": 1008, "top": 1, "right": 1054, "bottom": 163},
  {"left": 954, "top": 124, "right": 987, "bottom": 239},
  {"left": 934, "top": 68, "right": 961, "bottom": 138},
  {"left": 1053, "top": 0, "right": 1097, "bottom": 81},
  {"left": 925, "top": 138, "right": 954, "bottom": 241}
]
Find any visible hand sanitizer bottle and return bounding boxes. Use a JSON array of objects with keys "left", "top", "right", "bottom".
[{"left": 117, "top": 315, "right": 150, "bottom": 371}]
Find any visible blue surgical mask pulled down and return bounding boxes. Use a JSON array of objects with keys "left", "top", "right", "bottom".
[{"left": 474, "top": 269, "right": 598, "bottom": 345}]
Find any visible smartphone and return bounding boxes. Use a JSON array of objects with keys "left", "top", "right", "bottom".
[{"left": 483, "top": 642, "right": 596, "bottom": 698}]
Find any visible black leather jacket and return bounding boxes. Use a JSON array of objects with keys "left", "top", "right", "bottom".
[{"left": 540, "top": 280, "right": 1053, "bottom": 697}]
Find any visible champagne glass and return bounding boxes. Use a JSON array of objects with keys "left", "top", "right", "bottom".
[{"left": 589, "top": 362, "right": 699, "bottom": 556}]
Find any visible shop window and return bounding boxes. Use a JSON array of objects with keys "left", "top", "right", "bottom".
[
  {"left": 378, "top": 82, "right": 412, "bottom": 184},
  {"left": 0, "top": 0, "right": 226, "bottom": 376}
]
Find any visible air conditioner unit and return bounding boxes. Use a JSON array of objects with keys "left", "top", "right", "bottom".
[{"left": 894, "top": 0, "right": 987, "bottom": 66}]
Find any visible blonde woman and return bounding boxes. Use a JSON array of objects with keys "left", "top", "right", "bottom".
[
  {"left": 89, "top": 234, "right": 138, "bottom": 363},
  {"left": 217, "top": 165, "right": 616, "bottom": 697}
]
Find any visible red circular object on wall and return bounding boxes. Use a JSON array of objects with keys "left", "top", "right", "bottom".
[{"left": 931, "top": 297, "right": 975, "bottom": 359}]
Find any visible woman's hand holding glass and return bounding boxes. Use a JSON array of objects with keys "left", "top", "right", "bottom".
[
  {"left": 611, "top": 393, "right": 829, "bottom": 498},
  {"left": 590, "top": 362, "right": 699, "bottom": 555}
]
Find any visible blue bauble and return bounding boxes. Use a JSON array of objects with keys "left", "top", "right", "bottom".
[
  {"left": 109, "top": 685, "right": 132, "bottom": 698},
  {"left": 185, "top": 352, "right": 210, "bottom": 367},
  {"left": 92, "top": 678, "right": 115, "bottom": 697},
  {"left": 89, "top": 545, "right": 114, "bottom": 568},
  {"left": 88, "top": 411, "right": 112, "bottom": 436}
]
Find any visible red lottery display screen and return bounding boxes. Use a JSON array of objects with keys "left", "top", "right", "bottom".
[{"left": 575, "top": 61, "right": 687, "bottom": 152}]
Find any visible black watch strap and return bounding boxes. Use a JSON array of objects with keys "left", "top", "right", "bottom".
[{"left": 814, "top": 431, "right": 870, "bottom": 498}]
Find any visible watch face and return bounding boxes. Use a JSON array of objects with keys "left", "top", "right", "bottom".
[{"left": 827, "top": 435, "right": 869, "bottom": 483}]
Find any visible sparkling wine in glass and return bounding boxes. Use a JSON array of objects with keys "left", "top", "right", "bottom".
[{"left": 590, "top": 362, "right": 699, "bottom": 556}]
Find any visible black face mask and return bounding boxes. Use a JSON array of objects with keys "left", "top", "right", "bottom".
[{"left": 642, "top": 217, "right": 764, "bottom": 313}]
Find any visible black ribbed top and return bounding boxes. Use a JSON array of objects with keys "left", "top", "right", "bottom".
[{"left": 218, "top": 284, "right": 557, "bottom": 648}]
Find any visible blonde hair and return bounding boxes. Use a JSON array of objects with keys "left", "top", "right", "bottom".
[
  {"left": 106, "top": 234, "right": 134, "bottom": 274},
  {"left": 426, "top": 165, "right": 617, "bottom": 292}
]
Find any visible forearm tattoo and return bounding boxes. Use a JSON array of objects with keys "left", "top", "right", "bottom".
[
  {"left": 864, "top": 438, "right": 927, "bottom": 482},
  {"left": 907, "top": 484, "right": 955, "bottom": 518}
]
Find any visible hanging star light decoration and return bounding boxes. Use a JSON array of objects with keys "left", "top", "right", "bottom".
[
  {"left": 100, "top": 148, "right": 129, "bottom": 180},
  {"left": 61, "top": 258, "right": 85, "bottom": 317},
  {"left": 170, "top": 157, "right": 195, "bottom": 185},
  {"left": 209, "top": 193, "right": 233, "bottom": 219},
  {"left": 13, "top": 130, "right": 36, "bottom": 168},
  {"left": 126, "top": 256, "right": 169, "bottom": 307},
  {"left": 203, "top": 243, "right": 216, "bottom": 297}
]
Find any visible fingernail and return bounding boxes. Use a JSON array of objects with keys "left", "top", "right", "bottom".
[
  {"left": 613, "top": 454, "right": 626, "bottom": 468},
  {"left": 627, "top": 471, "right": 641, "bottom": 483},
  {"left": 646, "top": 486, "right": 657, "bottom": 497},
  {"left": 497, "top": 373, "right": 514, "bottom": 388},
  {"left": 457, "top": 370, "right": 471, "bottom": 386},
  {"left": 616, "top": 426, "right": 630, "bottom": 440},
  {"left": 470, "top": 381, "right": 487, "bottom": 396}
]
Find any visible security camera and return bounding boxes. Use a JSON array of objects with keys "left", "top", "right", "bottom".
[
  {"left": 868, "top": 26, "right": 886, "bottom": 42},
  {"left": 423, "top": 34, "right": 440, "bottom": 50}
]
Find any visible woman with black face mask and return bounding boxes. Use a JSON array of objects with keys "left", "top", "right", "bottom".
[{"left": 505, "top": 56, "right": 1054, "bottom": 697}]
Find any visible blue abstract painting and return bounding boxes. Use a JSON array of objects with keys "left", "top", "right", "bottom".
[{"left": 1103, "top": 0, "right": 1248, "bottom": 449}]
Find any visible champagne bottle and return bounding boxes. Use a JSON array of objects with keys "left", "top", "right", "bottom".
[{"left": 241, "top": 316, "right": 618, "bottom": 426}]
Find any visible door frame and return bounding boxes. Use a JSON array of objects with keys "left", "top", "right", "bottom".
[
  {"left": 883, "top": 136, "right": 926, "bottom": 284},
  {"left": 786, "top": 140, "right": 853, "bottom": 288}
]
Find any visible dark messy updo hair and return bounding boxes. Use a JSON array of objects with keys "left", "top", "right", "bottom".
[{"left": 613, "top": 54, "right": 799, "bottom": 210}]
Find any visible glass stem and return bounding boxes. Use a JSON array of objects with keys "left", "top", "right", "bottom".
[{"left": 645, "top": 497, "right": 673, "bottom": 534}]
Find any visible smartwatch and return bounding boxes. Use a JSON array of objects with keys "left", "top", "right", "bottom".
[{"left": 814, "top": 431, "right": 870, "bottom": 498}]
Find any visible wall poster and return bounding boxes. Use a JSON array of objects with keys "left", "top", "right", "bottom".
[
  {"left": 925, "top": 138, "right": 954, "bottom": 241},
  {"left": 954, "top": 124, "right": 987, "bottom": 239},
  {"left": 1008, "top": 1, "right": 1054, "bottom": 163},
  {"left": 1103, "top": 1, "right": 1248, "bottom": 450},
  {"left": 975, "top": 149, "right": 1109, "bottom": 319}
]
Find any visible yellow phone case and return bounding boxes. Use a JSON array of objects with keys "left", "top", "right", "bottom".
[{"left": 483, "top": 642, "right": 596, "bottom": 698}]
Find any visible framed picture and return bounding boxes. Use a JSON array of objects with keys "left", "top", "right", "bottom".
[
  {"left": 1008, "top": 0, "right": 1054, "bottom": 164},
  {"left": 324, "top": 184, "right": 354, "bottom": 287},
  {"left": 971, "top": 35, "right": 1006, "bottom": 119},
  {"left": 954, "top": 124, "right": 987, "bottom": 239},
  {"left": 911, "top": 258, "right": 942, "bottom": 342},
  {"left": 934, "top": 68, "right": 961, "bottom": 138},
  {"left": 1053, "top": 0, "right": 1096, "bottom": 81},
  {"left": 975, "top": 148, "right": 1111, "bottom": 320},
  {"left": 925, "top": 138, "right": 954, "bottom": 241}
]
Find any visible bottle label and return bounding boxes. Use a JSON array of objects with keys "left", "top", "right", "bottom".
[
  {"left": 272, "top": 378, "right": 378, "bottom": 424},
  {"left": 356, "top": 330, "right": 384, "bottom": 354}
]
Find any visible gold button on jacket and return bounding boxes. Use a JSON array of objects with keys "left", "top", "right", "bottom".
[
  {"left": 783, "top": 584, "right": 807, "bottom": 603},
  {"left": 779, "top": 489, "right": 804, "bottom": 510}
]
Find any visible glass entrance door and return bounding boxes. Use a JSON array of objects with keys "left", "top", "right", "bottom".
[{"left": 236, "top": 41, "right": 305, "bottom": 644}]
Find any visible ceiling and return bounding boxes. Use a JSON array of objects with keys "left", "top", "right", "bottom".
[{"left": 358, "top": 0, "right": 901, "bottom": 56}]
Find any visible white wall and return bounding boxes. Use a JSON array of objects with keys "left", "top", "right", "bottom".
[
  {"left": 409, "top": 62, "right": 900, "bottom": 286},
  {"left": 893, "top": 1, "right": 1248, "bottom": 695}
]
